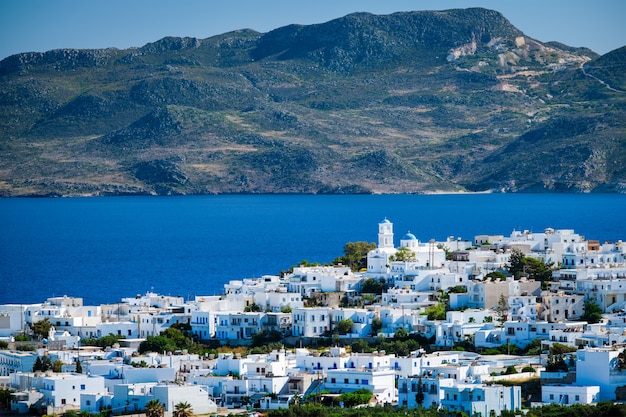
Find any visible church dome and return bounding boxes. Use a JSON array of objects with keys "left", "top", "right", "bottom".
[{"left": 403, "top": 232, "right": 417, "bottom": 240}]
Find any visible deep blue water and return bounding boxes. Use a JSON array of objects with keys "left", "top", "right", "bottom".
[{"left": 1, "top": 194, "right": 625, "bottom": 306}]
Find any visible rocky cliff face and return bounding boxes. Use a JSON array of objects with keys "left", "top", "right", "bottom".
[{"left": 0, "top": 8, "right": 624, "bottom": 196}]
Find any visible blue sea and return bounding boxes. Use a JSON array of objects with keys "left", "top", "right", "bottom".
[{"left": 1, "top": 194, "right": 626, "bottom": 306}]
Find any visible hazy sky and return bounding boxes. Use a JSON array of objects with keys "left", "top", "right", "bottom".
[{"left": 1, "top": 0, "right": 624, "bottom": 60}]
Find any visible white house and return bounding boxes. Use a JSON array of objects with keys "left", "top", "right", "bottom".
[
  {"left": 575, "top": 347, "right": 626, "bottom": 401},
  {"left": 112, "top": 382, "right": 217, "bottom": 417},
  {"left": 331, "top": 308, "right": 375, "bottom": 338},
  {"left": 151, "top": 383, "right": 218, "bottom": 417},
  {"left": 440, "top": 383, "right": 521, "bottom": 416},
  {"left": 398, "top": 375, "right": 454, "bottom": 409},
  {"left": 295, "top": 348, "right": 350, "bottom": 372},
  {"left": 0, "top": 304, "right": 29, "bottom": 337},
  {"left": 541, "top": 384, "right": 600, "bottom": 405},
  {"left": 0, "top": 350, "right": 39, "bottom": 376},
  {"left": 324, "top": 368, "right": 397, "bottom": 405},
  {"left": 291, "top": 307, "right": 331, "bottom": 338},
  {"left": 214, "top": 312, "right": 264, "bottom": 341},
  {"left": 9, "top": 372, "right": 107, "bottom": 412}
]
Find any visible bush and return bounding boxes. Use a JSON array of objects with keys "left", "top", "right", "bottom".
[
  {"left": 504, "top": 365, "right": 518, "bottom": 375},
  {"left": 15, "top": 344, "right": 35, "bottom": 351}
]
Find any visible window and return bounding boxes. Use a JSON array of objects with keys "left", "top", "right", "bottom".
[
  {"left": 550, "top": 394, "right": 554, "bottom": 400},
  {"left": 80, "top": 384, "right": 85, "bottom": 390},
  {"left": 575, "top": 395, "right": 580, "bottom": 401}
]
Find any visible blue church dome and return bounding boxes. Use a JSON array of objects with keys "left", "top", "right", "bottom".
[{"left": 403, "top": 232, "right": 417, "bottom": 240}]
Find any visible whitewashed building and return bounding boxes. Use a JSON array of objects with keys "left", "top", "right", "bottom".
[
  {"left": 541, "top": 384, "right": 600, "bottom": 405},
  {"left": 291, "top": 307, "right": 331, "bottom": 337}
]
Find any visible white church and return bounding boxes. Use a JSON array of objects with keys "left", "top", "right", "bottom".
[{"left": 366, "top": 218, "right": 446, "bottom": 276}]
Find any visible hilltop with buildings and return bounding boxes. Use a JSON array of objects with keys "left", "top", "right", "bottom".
[{"left": 2, "top": 219, "right": 626, "bottom": 416}]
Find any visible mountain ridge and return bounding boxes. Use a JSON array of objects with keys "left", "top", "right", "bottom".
[{"left": 0, "top": 8, "right": 624, "bottom": 196}]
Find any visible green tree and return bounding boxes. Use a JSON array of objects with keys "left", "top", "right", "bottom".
[
  {"left": 334, "top": 241, "right": 376, "bottom": 271},
  {"left": 546, "top": 343, "right": 576, "bottom": 372},
  {"left": 173, "top": 401, "right": 193, "bottom": 417},
  {"left": 496, "top": 294, "right": 509, "bottom": 328},
  {"left": 371, "top": 317, "right": 382, "bottom": 336},
  {"left": 145, "top": 399, "right": 165, "bottom": 417},
  {"left": 350, "top": 339, "right": 371, "bottom": 353},
  {"left": 504, "top": 365, "right": 518, "bottom": 375},
  {"left": 423, "top": 303, "right": 446, "bottom": 320},
  {"left": 335, "top": 319, "right": 353, "bottom": 335},
  {"left": 75, "top": 358, "right": 82, "bottom": 374},
  {"left": 32, "top": 357, "right": 43, "bottom": 372},
  {"left": 415, "top": 375, "right": 425, "bottom": 407},
  {"left": 506, "top": 249, "right": 553, "bottom": 284},
  {"left": 507, "top": 249, "right": 526, "bottom": 277},
  {"left": 389, "top": 247, "right": 416, "bottom": 262},
  {"left": 41, "top": 355, "right": 53, "bottom": 371},
  {"left": 252, "top": 330, "right": 283, "bottom": 348},
  {"left": 138, "top": 335, "right": 177, "bottom": 354},
  {"left": 161, "top": 327, "right": 193, "bottom": 349},
  {"left": 447, "top": 285, "right": 467, "bottom": 293},
  {"left": 338, "top": 389, "right": 372, "bottom": 407},
  {"left": 485, "top": 271, "right": 507, "bottom": 281},
  {"left": 394, "top": 327, "right": 408, "bottom": 339},
  {"left": 360, "top": 278, "right": 385, "bottom": 295},
  {"left": 581, "top": 299, "right": 603, "bottom": 324},
  {"left": 30, "top": 318, "right": 52, "bottom": 339},
  {"left": 53, "top": 359, "right": 64, "bottom": 373},
  {"left": 81, "top": 334, "right": 125, "bottom": 348},
  {"left": 244, "top": 303, "right": 261, "bottom": 312},
  {"left": 0, "top": 388, "right": 14, "bottom": 408}
]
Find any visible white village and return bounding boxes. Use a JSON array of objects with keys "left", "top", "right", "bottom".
[{"left": 2, "top": 218, "right": 626, "bottom": 416}]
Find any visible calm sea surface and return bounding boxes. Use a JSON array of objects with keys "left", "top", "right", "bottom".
[{"left": 1, "top": 194, "right": 626, "bottom": 306}]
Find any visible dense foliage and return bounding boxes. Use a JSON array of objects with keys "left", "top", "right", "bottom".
[
  {"left": 81, "top": 334, "right": 126, "bottom": 348},
  {"left": 32, "top": 355, "right": 53, "bottom": 372},
  {"left": 30, "top": 318, "right": 52, "bottom": 339},
  {"left": 506, "top": 249, "right": 554, "bottom": 285},
  {"left": 266, "top": 403, "right": 626, "bottom": 417},
  {"left": 334, "top": 242, "right": 377, "bottom": 271},
  {"left": 360, "top": 278, "right": 386, "bottom": 295},
  {"left": 581, "top": 299, "right": 603, "bottom": 324}
]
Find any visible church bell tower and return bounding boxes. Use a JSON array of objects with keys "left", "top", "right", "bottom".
[{"left": 378, "top": 218, "right": 394, "bottom": 249}]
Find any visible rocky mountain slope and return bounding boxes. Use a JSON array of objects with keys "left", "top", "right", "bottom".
[{"left": 0, "top": 8, "right": 624, "bottom": 196}]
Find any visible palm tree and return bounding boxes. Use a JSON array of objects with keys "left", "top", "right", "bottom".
[
  {"left": 145, "top": 399, "right": 164, "bottom": 417},
  {"left": 173, "top": 401, "right": 193, "bottom": 417}
]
